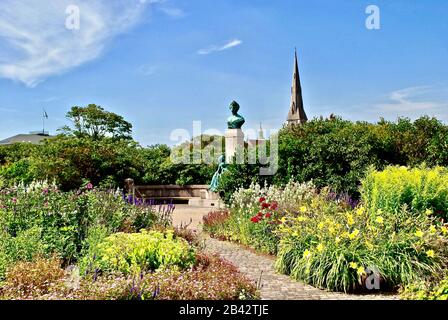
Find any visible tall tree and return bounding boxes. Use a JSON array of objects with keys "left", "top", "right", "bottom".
[{"left": 60, "top": 104, "right": 132, "bottom": 140}]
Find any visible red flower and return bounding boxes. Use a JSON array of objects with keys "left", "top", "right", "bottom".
[
  {"left": 261, "top": 202, "right": 270, "bottom": 209},
  {"left": 251, "top": 216, "right": 261, "bottom": 223},
  {"left": 270, "top": 202, "right": 278, "bottom": 210},
  {"left": 257, "top": 212, "right": 263, "bottom": 217},
  {"left": 265, "top": 213, "right": 272, "bottom": 218},
  {"left": 259, "top": 197, "right": 266, "bottom": 203}
]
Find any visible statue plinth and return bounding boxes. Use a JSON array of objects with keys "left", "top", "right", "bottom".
[{"left": 225, "top": 128, "right": 244, "bottom": 163}]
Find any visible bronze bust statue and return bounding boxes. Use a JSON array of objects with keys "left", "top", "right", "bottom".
[{"left": 227, "top": 101, "right": 245, "bottom": 129}]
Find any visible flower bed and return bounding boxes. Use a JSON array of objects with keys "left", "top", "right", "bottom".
[
  {"left": 0, "top": 181, "right": 165, "bottom": 280},
  {"left": 0, "top": 181, "right": 259, "bottom": 300},
  {"left": 0, "top": 253, "right": 258, "bottom": 300}
]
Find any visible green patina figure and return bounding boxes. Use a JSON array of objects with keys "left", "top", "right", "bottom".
[
  {"left": 227, "top": 101, "right": 245, "bottom": 129},
  {"left": 209, "top": 154, "right": 227, "bottom": 192}
]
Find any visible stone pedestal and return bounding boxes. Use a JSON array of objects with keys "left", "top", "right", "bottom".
[{"left": 225, "top": 129, "right": 244, "bottom": 163}]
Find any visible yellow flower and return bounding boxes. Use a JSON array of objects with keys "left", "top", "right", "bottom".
[
  {"left": 415, "top": 230, "right": 424, "bottom": 238},
  {"left": 300, "top": 206, "right": 307, "bottom": 213},
  {"left": 429, "top": 225, "right": 437, "bottom": 234},
  {"left": 303, "top": 249, "right": 312, "bottom": 259},
  {"left": 346, "top": 213, "right": 354, "bottom": 226},
  {"left": 365, "top": 240, "right": 374, "bottom": 250},
  {"left": 317, "top": 243, "right": 325, "bottom": 252},
  {"left": 335, "top": 236, "right": 341, "bottom": 244},
  {"left": 425, "top": 209, "right": 433, "bottom": 216},
  {"left": 349, "top": 229, "right": 360, "bottom": 240},
  {"left": 318, "top": 222, "right": 325, "bottom": 229},
  {"left": 349, "top": 262, "right": 358, "bottom": 270},
  {"left": 375, "top": 216, "right": 384, "bottom": 224},
  {"left": 377, "top": 209, "right": 383, "bottom": 215},
  {"left": 441, "top": 226, "right": 448, "bottom": 235},
  {"left": 426, "top": 250, "right": 435, "bottom": 258},
  {"left": 356, "top": 207, "right": 365, "bottom": 216},
  {"left": 357, "top": 266, "right": 366, "bottom": 276},
  {"left": 280, "top": 217, "right": 287, "bottom": 224},
  {"left": 297, "top": 216, "right": 307, "bottom": 222},
  {"left": 328, "top": 226, "right": 336, "bottom": 234}
]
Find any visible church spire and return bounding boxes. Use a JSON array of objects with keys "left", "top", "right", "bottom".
[
  {"left": 287, "top": 48, "right": 308, "bottom": 125},
  {"left": 258, "top": 122, "right": 265, "bottom": 140}
]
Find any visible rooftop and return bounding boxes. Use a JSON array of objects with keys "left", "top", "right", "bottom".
[{"left": 0, "top": 132, "right": 53, "bottom": 146}]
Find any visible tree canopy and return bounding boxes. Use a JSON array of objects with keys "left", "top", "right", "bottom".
[{"left": 60, "top": 104, "right": 133, "bottom": 140}]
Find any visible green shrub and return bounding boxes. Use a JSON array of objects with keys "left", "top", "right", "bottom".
[
  {"left": 0, "top": 227, "right": 47, "bottom": 281},
  {"left": 0, "top": 136, "right": 215, "bottom": 191},
  {"left": 401, "top": 272, "right": 448, "bottom": 300},
  {"left": 218, "top": 116, "right": 448, "bottom": 202},
  {"left": 361, "top": 166, "right": 448, "bottom": 219},
  {"left": 80, "top": 230, "right": 196, "bottom": 275}
]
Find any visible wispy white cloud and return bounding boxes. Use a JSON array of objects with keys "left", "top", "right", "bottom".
[
  {"left": 0, "top": 0, "right": 168, "bottom": 87},
  {"left": 376, "top": 86, "right": 448, "bottom": 112},
  {"left": 198, "top": 39, "right": 243, "bottom": 55}
]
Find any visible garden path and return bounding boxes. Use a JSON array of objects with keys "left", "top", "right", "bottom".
[{"left": 173, "top": 205, "right": 399, "bottom": 300}]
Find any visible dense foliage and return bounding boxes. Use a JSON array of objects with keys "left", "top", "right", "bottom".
[
  {"left": 60, "top": 104, "right": 133, "bottom": 141},
  {"left": 0, "top": 104, "right": 216, "bottom": 190},
  {"left": 361, "top": 166, "right": 448, "bottom": 220},
  {"left": 401, "top": 276, "right": 448, "bottom": 300},
  {"left": 218, "top": 116, "right": 448, "bottom": 203},
  {"left": 80, "top": 230, "right": 196, "bottom": 275},
  {"left": 3, "top": 112, "right": 447, "bottom": 196}
]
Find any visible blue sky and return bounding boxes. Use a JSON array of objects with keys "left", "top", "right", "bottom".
[{"left": 0, "top": 0, "right": 447, "bottom": 146}]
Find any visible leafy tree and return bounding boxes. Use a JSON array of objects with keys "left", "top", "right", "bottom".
[
  {"left": 60, "top": 104, "right": 132, "bottom": 140},
  {"left": 31, "top": 136, "right": 146, "bottom": 190}
]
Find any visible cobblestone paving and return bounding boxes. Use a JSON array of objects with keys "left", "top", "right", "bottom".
[{"left": 203, "top": 236, "right": 399, "bottom": 300}]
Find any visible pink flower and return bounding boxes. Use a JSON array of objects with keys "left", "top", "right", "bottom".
[
  {"left": 86, "top": 183, "right": 93, "bottom": 190},
  {"left": 12, "top": 197, "right": 17, "bottom": 204}
]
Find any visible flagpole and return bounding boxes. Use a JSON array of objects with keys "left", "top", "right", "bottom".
[{"left": 42, "top": 109, "right": 49, "bottom": 135}]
